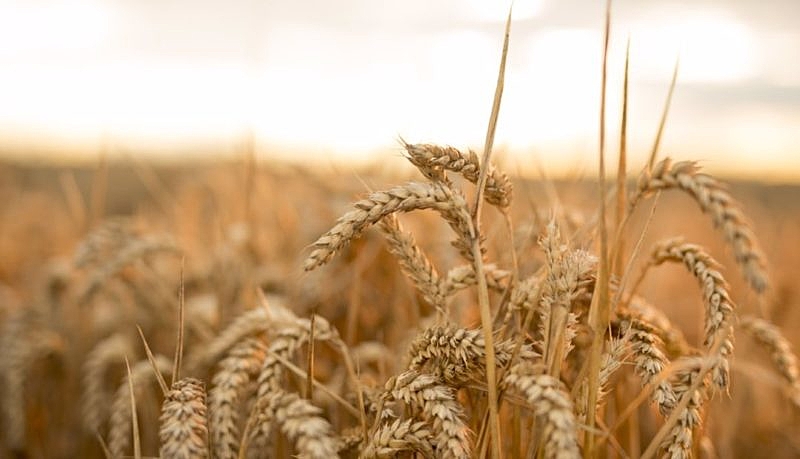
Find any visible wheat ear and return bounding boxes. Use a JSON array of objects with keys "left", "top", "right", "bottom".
[
  {"left": 407, "top": 324, "right": 534, "bottom": 387},
  {"left": 504, "top": 363, "right": 581, "bottom": 458},
  {"left": 740, "top": 315, "right": 800, "bottom": 409},
  {"left": 359, "top": 418, "right": 434, "bottom": 458},
  {"left": 78, "top": 236, "right": 181, "bottom": 303},
  {"left": 401, "top": 141, "right": 512, "bottom": 209},
  {"left": 621, "top": 316, "right": 678, "bottom": 415},
  {"left": 186, "top": 307, "right": 271, "bottom": 373},
  {"left": 378, "top": 214, "right": 444, "bottom": 309},
  {"left": 159, "top": 377, "right": 210, "bottom": 459},
  {"left": 439, "top": 263, "right": 510, "bottom": 299},
  {"left": 242, "top": 389, "right": 340, "bottom": 459},
  {"left": 660, "top": 359, "right": 708, "bottom": 459},
  {"left": 384, "top": 370, "right": 471, "bottom": 459},
  {"left": 304, "top": 181, "right": 473, "bottom": 271},
  {"left": 208, "top": 337, "right": 268, "bottom": 459},
  {"left": 630, "top": 158, "right": 768, "bottom": 293},
  {"left": 648, "top": 238, "right": 735, "bottom": 390},
  {"left": 82, "top": 333, "right": 133, "bottom": 434}
]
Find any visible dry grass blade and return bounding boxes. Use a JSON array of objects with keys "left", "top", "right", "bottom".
[
  {"left": 136, "top": 325, "right": 169, "bottom": 396},
  {"left": 124, "top": 357, "right": 141, "bottom": 459},
  {"left": 647, "top": 57, "right": 680, "bottom": 171},
  {"left": 614, "top": 37, "right": 630, "bottom": 278},
  {"left": 585, "top": 1, "right": 612, "bottom": 453},
  {"left": 172, "top": 257, "right": 186, "bottom": 384},
  {"left": 472, "top": 6, "right": 513, "bottom": 457}
]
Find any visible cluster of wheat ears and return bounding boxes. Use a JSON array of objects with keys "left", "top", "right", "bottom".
[{"left": 2, "top": 5, "right": 799, "bottom": 459}]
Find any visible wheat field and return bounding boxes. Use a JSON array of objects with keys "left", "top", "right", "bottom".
[
  {"left": 1, "top": 8, "right": 800, "bottom": 459},
  {"left": 1, "top": 143, "right": 799, "bottom": 458}
]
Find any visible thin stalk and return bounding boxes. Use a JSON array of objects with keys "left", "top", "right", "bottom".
[
  {"left": 647, "top": 57, "right": 680, "bottom": 171},
  {"left": 612, "top": 192, "right": 661, "bottom": 312},
  {"left": 136, "top": 325, "right": 169, "bottom": 396},
  {"left": 614, "top": 37, "right": 631, "bottom": 278},
  {"left": 585, "top": 1, "right": 612, "bottom": 455},
  {"left": 473, "top": 6, "right": 512, "bottom": 458},
  {"left": 171, "top": 258, "right": 185, "bottom": 384},
  {"left": 306, "top": 313, "right": 316, "bottom": 399},
  {"left": 124, "top": 357, "right": 141, "bottom": 459}
]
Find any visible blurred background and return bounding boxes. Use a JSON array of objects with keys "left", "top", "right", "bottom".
[{"left": 0, "top": 0, "right": 797, "bottom": 181}]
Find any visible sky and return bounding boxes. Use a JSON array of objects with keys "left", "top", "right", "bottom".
[{"left": 0, "top": 0, "right": 798, "bottom": 181}]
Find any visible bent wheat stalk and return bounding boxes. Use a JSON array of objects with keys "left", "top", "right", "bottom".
[
  {"left": 645, "top": 238, "right": 735, "bottom": 390},
  {"left": 630, "top": 157, "right": 768, "bottom": 293},
  {"left": 304, "top": 181, "right": 473, "bottom": 271}
]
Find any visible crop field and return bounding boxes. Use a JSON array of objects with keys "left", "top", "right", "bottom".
[
  {"left": 1, "top": 6, "right": 799, "bottom": 459},
  {"left": 0, "top": 144, "right": 799, "bottom": 458}
]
